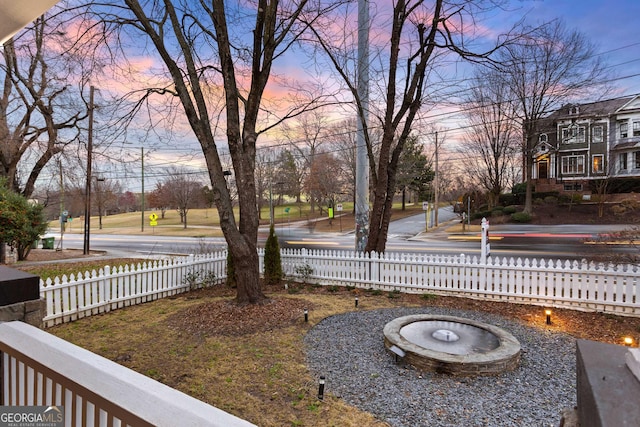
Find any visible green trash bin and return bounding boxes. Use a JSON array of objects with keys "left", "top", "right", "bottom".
[{"left": 42, "top": 237, "right": 55, "bottom": 250}]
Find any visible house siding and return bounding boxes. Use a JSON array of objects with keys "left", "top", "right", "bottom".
[{"left": 531, "top": 96, "right": 640, "bottom": 194}]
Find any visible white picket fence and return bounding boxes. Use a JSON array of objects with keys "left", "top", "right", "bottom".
[
  {"left": 39, "top": 248, "right": 640, "bottom": 327},
  {"left": 279, "top": 248, "right": 639, "bottom": 316},
  {"left": 40, "top": 253, "right": 227, "bottom": 327}
]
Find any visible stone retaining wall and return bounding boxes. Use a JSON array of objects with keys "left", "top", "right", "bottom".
[{"left": 0, "top": 299, "right": 46, "bottom": 329}]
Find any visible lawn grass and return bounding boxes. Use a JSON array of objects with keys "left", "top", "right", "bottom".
[
  {"left": 48, "top": 284, "right": 409, "bottom": 427},
  {"left": 18, "top": 259, "right": 149, "bottom": 282},
  {"left": 51, "top": 202, "right": 427, "bottom": 237}
]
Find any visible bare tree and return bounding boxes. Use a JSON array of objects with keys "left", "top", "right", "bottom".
[
  {"left": 308, "top": 0, "right": 521, "bottom": 252},
  {"left": 303, "top": 152, "right": 344, "bottom": 215},
  {"left": 93, "top": 0, "right": 330, "bottom": 303},
  {"left": 118, "top": 190, "right": 138, "bottom": 212},
  {"left": 163, "top": 167, "right": 202, "bottom": 229},
  {"left": 328, "top": 118, "right": 358, "bottom": 211},
  {"left": 147, "top": 182, "right": 172, "bottom": 219},
  {"left": 0, "top": 11, "right": 91, "bottom": 198},
  {"left": 590, "top": 158, "right": 618, "bottom": 218},
  {"left": 94, "top": 177, "right": 121, "bottom": 229},
  {"left": 496, "top": 19, "right": 611, "bottom": 214},
  {"left": 460, "top": 70, "right": 520, "bottom": 208},
  {"left": 279, "top": 109, "right": 331, "bottom": 213},
  {"left": 254, "top": 149, "right": 274, "bottom": 221}
]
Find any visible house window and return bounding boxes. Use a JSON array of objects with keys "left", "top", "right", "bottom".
[
  {"left": 593, "top": 155, "right": 604, "bottom": 173},
  {"left": 620, "top": 152, "right": 628, "bottom": 170},
  {"left": 563, "top": 183, "right": 583, "bottom": 191},
  {"left": 620, "top": 121, "right": 629, "bottom": 138},
  {"left": 634, "top": 121, "right": 640, "bottom": 137},
  {"left": 561, "top": 155, "right": 584, "bottom": 174},
  {"left": 538, "top": 133, "right": 548, "bottom": 144},
  {"left": 562, "top": 126, "right": 585, "bottom": 143},
  {"left": 635, "top": 151, "right": 640, "bottom": 169},
  {"left": 592, "top": 125, "right": 603, "bottom": 143}
]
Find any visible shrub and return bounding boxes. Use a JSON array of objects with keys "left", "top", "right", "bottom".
[
  {"left": 558, "top": 193, "right": 584, "bottom": 205},
  {"left": 512, "top": 182, "right": 527, "bottom": 194},
  {"left": 0, "top": 178, "right": 48, "bottom": 261},
  {"left": 499, "top": 193, "right": 519, "bottom": 206},
  {"left": 511, "top": 212, "right": 532, "bottom": 223},
  {"left": 610, "top": 205, "right": 627, "bottom": 216},
  {"left": 183, "top": 270, "right": 201, "bottom": 291},
  {"left": 503, "top": 205, "right": 517, "bottom": 214},
  {"left": 294, "top": 263, "right": 314, "bottom": 283},
  {"left": 472, "top": 210, "right": 492, "bottom": 220},
  {"left": 387, "top": 290, "right": 401, "bottom": 299},
  {"left": 263, "top": 224, "right": 283, "bottom": 286},
  {"left": 621, "top": 199, "right": 640, "bottom": 210},
  {"left": 570, "top": 193, "right": 583, "bottom": 204}
]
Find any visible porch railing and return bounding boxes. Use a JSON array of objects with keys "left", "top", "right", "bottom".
[{"left": 0, "top": 321, "right": 256, "bottom": 427}]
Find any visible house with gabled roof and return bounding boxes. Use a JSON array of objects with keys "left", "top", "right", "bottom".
[{"left": 532, "top": 95, "right": 640, "bottom": 194}]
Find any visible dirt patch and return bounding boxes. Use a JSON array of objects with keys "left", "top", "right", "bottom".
[
  {"left": 166, "top": 294, "right": 311, "bottom": 336},
  {"left": 23, "top": 248, "right": 104, "bottom": 262}
]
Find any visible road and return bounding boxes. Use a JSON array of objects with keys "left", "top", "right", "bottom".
[{"left": 50, "top": 207, "right": 637, "bottom": 262}]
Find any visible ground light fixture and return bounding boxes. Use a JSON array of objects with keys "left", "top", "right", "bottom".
[
  {"left": 318, "top": 376, "right": 325, "bottom": 400},
  {"left": 624, "top": 336, "right": 634, "bottom": 346},
  {"left": 304, "top": 308, "right": 308, "bottom": 322},
  {"left": 355, "top": 297, "right": 359, "bottom": 308},
  {"left": 545, "top": 309, "right": 552, "bottom": 325},
  {"left": 389, "top": 345, "right": 406, "bottom": 363}
]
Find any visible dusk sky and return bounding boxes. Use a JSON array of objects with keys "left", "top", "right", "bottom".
[
  {"left": 425, "top": 0, "right": 640, "bottom": 141},
  {"left": 502, "top": 0, "right": 640, "bottom": 95},
  {"left": 95, "top": 0, "right": 640, "bottom": 192}
]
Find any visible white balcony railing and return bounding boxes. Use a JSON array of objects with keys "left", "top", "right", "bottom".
[{"left": 0, "top": 321, "right": 256, "bottom": 427}]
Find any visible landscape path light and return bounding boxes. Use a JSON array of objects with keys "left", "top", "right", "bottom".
[{"left": 318, "top": 376, "right": 325, "bottom": 400}]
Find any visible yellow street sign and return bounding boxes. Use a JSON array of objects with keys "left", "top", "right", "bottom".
[
  {"left": 149, "top": 213, "right": 158, "bottom": 221},
  {"left": 150, "top": 220, "right": 158, "bottom": 227}
]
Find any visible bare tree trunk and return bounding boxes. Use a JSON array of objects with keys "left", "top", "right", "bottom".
[
  {"left": 523, "top": 134, "right": 534, "bottom": 214},
  {"left": 233, "top": 248, "right": 262, "bottom": 304}
]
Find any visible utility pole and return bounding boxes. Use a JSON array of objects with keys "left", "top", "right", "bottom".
[
  {"left": 141, "top": 146, "right": 145, "bottom": 232},
  {"left": 355, "top": 0, "right": 370, "bottom": 252},
  {"left": 83, "top": 85, "right": 94, "bottom": 255},
  {"left": 59, "top": 159, "right": 65, "bottom": 250},
  {"left": 434, "top": 131, "right": 439, "bottom": 227}
]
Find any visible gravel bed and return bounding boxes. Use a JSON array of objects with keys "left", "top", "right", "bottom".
[{"left": 304, "top": 307, "right": 576, "bottom": 427}]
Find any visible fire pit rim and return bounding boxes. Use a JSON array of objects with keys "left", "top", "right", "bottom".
[{"left": 383, "top": 314, "right": 521, "bottom": 375}]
